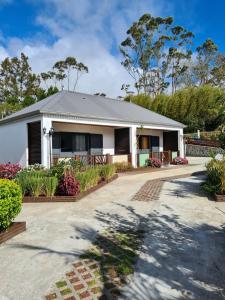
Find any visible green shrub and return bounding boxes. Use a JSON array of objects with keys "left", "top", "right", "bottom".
[
  {"left": 99, "top": 164, "right": 116, "bottom": 180},
  {"left": 203, "top": 157, "right": 225, "bottom": 194},
  {"left": 16, "top": 170, "right": 46, "bottom": 197},
  {"left": 0, "top": 179, "right": 22, "bottom": 231},
  {"left": 43, "top": 176, "right": 58, "bottom": 197},
  {"left": 76, "top": 167, "right": 101, "bottom": 192}
]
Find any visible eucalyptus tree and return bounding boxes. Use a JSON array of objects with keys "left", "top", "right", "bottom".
[
  {"left": 194, "top": 39, "right": 218, "bottom": 85},
  {"left": 167, "top": 26, "right": 194, "bottom": 94},
  {"left": 0, "top": 53, "right": 40, "bottom": 105},
  {"left": 120, "top": 14, "right": 173, "bottom": 97}
]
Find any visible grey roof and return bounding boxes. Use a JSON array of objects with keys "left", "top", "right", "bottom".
[{"left": 0, "top": 91, "right": 185, "bottom": 128}]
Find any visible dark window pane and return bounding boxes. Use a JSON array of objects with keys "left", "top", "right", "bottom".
[
  {"left": 74, "top": 134, "right": 86, "bottom": 151},
  {"left": 61, "top": 133, "right": 73, "bottom": 152},
  {"left": 52, "top": 133, "right": 61, "bottom": 149},
  {"left": 90, "top": 134, "right": 103, "bottom": 149}
]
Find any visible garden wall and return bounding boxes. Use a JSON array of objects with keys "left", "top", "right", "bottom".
[{"left": 186, "top": 144, "right": 224, "bottom": 157}]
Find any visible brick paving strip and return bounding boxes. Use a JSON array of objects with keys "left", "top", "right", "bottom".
[
  {"left": 45, "top": 172, "right": 200, "bottom": 300},
  {"left": 132, "top": 173, "right": 198, "bottom": 202}
]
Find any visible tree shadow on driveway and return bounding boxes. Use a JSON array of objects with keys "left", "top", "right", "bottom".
[{"left": 11, "top": 199, "right": 225, "bottom": 300}]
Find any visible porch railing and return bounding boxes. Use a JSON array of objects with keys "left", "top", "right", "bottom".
[
  {"left": 53, "top": 151, "right": 179, "bottom": 167},
  {"left": 53, "top": 154, "right": 111, "bottom": 166}
]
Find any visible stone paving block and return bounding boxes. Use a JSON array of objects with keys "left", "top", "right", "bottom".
[
  {"left": 79, "top": 291, "right": 91, "bottom": 299},
  {"left": 82, "top": 273, "right": 92, "bottom": 281},
  {"left": 73, "top": 262, "right": 83, "bottom": 268},
  {"left": 74, "top": 283, "right": 85, "bottom": 291},
  {"left": 60, "top": 288, "right": 72, "bottom": 296},
  {"left": 45, "top": 293, "right": 57, "bottom": 300},
  {"left": 69, "top": 277, "right": 80, "bottom": 284},
  {"left": 66, "top": 271, "right": 76, "bottom": 278}
]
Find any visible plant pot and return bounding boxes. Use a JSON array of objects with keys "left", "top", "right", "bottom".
[{"left": 214, "top": 193, "right": 225, "bottom": 202}]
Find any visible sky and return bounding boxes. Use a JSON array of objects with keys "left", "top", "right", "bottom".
[{"left": 0, "top": 0, "right": 225, "bottom": 97}]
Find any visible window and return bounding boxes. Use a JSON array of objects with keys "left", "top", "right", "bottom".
[
  {"left": 53, "top": 132, "right": 103, "bottom": 153},
  {"left": 61, "top": 133, "right": 73, "bottom": 152},
  {"left": 90, "top": 134, "right": 103, "bottom": 149},
  {"left": 139, "top": 136, "right": 150, "bottom": 150},
  {"left": 73, "top": 134, "right": 87, "bottom": 152}
]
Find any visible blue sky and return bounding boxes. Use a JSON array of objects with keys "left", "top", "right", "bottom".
[{"left": 0, "top": 0, "right": 224, "bottom": 96}]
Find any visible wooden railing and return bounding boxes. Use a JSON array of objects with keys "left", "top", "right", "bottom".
[{"left": 53, "top": 154, "right": 112, "bottom": 166}]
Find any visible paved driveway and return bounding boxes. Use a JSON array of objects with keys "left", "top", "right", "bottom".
[
  {"left": 1, "top": 159, "right": 223, "bottom": 300},
  {"left": 122, "top": 176, "right": 225, "bottom": 300}
]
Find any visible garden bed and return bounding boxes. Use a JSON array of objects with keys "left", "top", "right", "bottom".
[
  {"left": 0, "top": 222, "right": 26, "bottom": 244},
  {"left": 23, "top": 174, "right": 118, "bottom": 203},
  {"left": 214, "top": 194, "right": 225, "bottom": 202}
]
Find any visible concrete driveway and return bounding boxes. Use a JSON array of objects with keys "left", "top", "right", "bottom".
[
  {"left": 1, "top": 158, "right": 223, "bottom": 300},
  {"left": 122, "top": 175, "right": 225, "bottom": 300}
]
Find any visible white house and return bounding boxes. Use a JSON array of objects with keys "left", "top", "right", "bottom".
[{"left": 0, "top": 91, "right": 185, "bottom": 168}]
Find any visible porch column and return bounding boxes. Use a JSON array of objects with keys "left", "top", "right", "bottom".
[
  {"left": 129, "top": 126, "right": 137, "bottom": 168},
  {"left": 41, "top": 117, "right": 52, "bottom": 168},
  {"left": 178, "top": 128, "right": 184, "bottom": 157}
]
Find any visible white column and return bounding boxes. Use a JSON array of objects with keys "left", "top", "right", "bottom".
[
  {"left": 41, "top": 116, "right": 52, "bottom": 168},
  {"left": 129, "top": 126, "right": 137, "bottom": 168},
  {"left": 178, "top": 128, "right": 184, "bottom": 157}
]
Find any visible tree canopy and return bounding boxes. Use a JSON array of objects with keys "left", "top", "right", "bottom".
[{"left": 0, "top": 53, "right": 88, "bottom": 118}]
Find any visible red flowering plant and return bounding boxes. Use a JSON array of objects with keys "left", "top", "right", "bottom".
[
  {"left": 172, "top": 157, "right": 189, "bottom": 165},
  {"left": 0, "top": 163, "right": 22, "bottom": 180},
  {"left": 57, "top": 174, "right": 80, "bottom": 196},
  {"left": 146, "top": 158, "right": 162, "bottom": 168}
]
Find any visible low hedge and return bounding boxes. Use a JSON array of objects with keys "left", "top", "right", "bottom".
[{"left": 0, "top": 179, "right": 22, "bottom": 231}]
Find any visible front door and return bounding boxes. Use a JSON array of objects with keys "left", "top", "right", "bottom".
[
  {"left": 115, "top": 128, "right": 130, "bottom": 154},
  {"left": 28, "top": 121, "right": 42, "bottom": 165}
]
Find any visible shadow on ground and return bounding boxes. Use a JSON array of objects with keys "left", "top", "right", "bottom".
[{"left": 10, "top": 176, "right": 225, "bottom": 300}]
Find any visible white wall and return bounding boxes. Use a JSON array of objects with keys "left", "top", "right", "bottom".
[
  {"left": 52, "top": 122, "right": 115, "bottom": 155},
  {"left": 0, "top": 116, "right": 41, "bottom": 166}
]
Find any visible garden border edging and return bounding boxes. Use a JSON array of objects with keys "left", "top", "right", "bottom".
[
  {"left": 0, "top": 222, "right": 26, "bottom": 244},
  {"left": 23, "top": 174, "right": 118, "bottom": 203},
  {"left": 214, "top": 194, "right": 225, "bottom": 202}
]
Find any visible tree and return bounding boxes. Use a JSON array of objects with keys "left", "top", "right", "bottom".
[
  {"left": 0, "top": 53, "right": 40, "bottom": 105},
  {"left": 167, "top": 26, "right": 194, "bottom": 94},
  {"left": 120, "top": 14, "right": 173, "bottom": 97},
  {"left": 194, "top": 39, "right": 218, "bottom": 85}
]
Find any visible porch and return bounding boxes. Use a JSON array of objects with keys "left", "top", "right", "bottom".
[{"left": 43, "top": 121, "right": 183, "bottom": 168}]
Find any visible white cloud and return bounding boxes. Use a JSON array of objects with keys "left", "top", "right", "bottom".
[{"left": 0, "top": 0, "right": 174, "bottom": 97}]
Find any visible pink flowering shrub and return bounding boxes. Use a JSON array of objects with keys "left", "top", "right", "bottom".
[
  {"left": 57, "top": 174, "right": 80, "bottom": 196},
  {"left": 146, "top": 158, "right": 162, "bottom": 168},
  {"left": 172, "top": 157, "right": 189, "bottom": 165},
  {"left": 0, "top": 164, "right": 22, "bottom": 180}
]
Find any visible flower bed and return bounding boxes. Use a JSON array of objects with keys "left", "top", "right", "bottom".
[
  {"left": 13, "top": 160, "right": 117, "bottom": 202},
  {"left": 23, "top": 174, "right": 118, "bottom": 203},
  {"left": 214, "top": 194, "right": 225, "bottom": 202},
  {"left": 0, "top": 222, "right": 26, "bottom": 244}
]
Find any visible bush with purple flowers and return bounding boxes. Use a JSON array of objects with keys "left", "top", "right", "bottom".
[
  {"left": 146, "top": 158, "right": 162, "bottom": 168},
  {"left": 57, "top": 174, "right": 80, "bottom": 196},
  {"left": 0, "top": 164, "right": 22, "bottom": 180},
  {"left": 172, "top": 156, "right": 189, "bottom": 165}
]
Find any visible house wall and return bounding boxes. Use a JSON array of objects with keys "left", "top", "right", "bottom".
[
  {"left": 52, "top": 122, "right": 115, "bottom": 156},
  {"left": 0, "top": 116, "right": 41, "bottom": 166}
]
